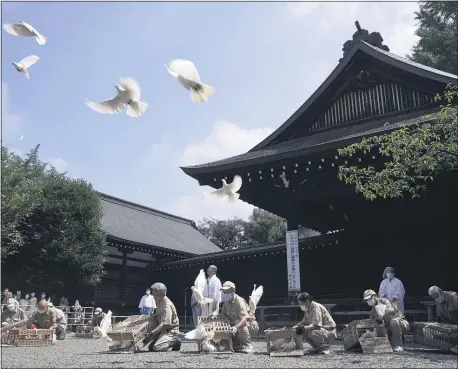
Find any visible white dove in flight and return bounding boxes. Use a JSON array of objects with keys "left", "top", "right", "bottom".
[
  {"left": 12, "top": 55, "right": 39, "bottom": 79},
  {"left": 86, "top": 77, "right": 148, "bottom": 118},
  {"left": 209, "top": 175, "right": 243, "bottom": 203},
  {"left": 249, "top": 284, "right": 264, "bottom": 313},
  {"left": 165, "top": 59, "right": 215, "bottom": 103},
  {"left": 3, "top": 21, "right": 47, "bottom": 45},
  {"left": 20, "top": 134, "right": 24, "bottom": 141}
]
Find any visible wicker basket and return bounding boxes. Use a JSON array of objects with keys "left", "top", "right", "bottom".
[
  {"left": 1, "top": 320, "right": 27, "bottom": 345},
  {"left": 265, "top": 328, "right": 304, "bottom": 357},
  {"left": 12, "top": 329, "right": 54, "bottom": 347},
  {"left": 196, "top": 315, "right": 233, "bottom": 353},
  {"left": 342, "top": 319, "right": 392, "bottom": 353},
  {"left": 107, "top": 315, "right": 150, "bottom": 353},
  {"left": 412, "top": 322, "right": 458, "bottom": 352}
]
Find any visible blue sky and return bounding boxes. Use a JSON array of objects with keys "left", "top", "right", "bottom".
[{"left": 2, "top": 1, "right": 420, "bottom": 222}]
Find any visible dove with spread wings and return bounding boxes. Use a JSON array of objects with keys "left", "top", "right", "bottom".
[
  {"left": 12, "top": 55, "right": 39, "bottom": 79},
  {"left": 249, "top": 285, "right": 264, "bottom": 314},
  {"left": 165, "top": 59, "right": 215, "bottom": 104},
  {"left": 94, "top": 310, "right": 112, "bottom": 342},
  {"left": 3, "top": 21, "right": 47, "bottom": 45},
  {"left": 86, "top": 77, "right": 148, "bottom": 118},
  {"left": 208, "top": 175, "right": 243, "bottom": 203}
]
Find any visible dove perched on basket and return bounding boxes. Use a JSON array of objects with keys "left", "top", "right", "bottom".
[
  {"left": 208, "top": 175, "right": 243, "bottom": 203},
  {"left": 165, "top": 59, "right": 215, "bottom": 103},
  {"left": 184, "top": 323, "right": 216, "bottom": 353},
  {"left": 3, "top": 21, "right": 47, "bottom": 45}
]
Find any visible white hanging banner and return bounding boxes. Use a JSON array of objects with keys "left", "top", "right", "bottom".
[{"left": 286, "top": 230, "right": 301, "bottom": 292}]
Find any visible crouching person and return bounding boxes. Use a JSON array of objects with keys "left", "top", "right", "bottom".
[
  {"left": 292, "top": 292, "right": 336, "bottom": 355},
  {"left": 363, "top": 289, "right": 409, "bottom": 352},
  {"left": 220, "top": 281, "right": 258, "bottom": 354},
  {"left": 26, "top": 300, "right": 58, "bottom": 342},
  {"left": 1, "top": 298, "right": 26, "bottom": 326},
  {"left": 49, "top": 303, "right": 67, "bottom": 340},
  {"left": 144, "top": 283, "right": 181, "bottom": 352}
]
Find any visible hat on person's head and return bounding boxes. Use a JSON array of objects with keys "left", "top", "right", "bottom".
[
  {"left": 94, "top": 307, "right": 102, "bottom": 315},
  {"left": 220, "top": 281, "right": 236, "bottom": 291},
  {"left": 363, "top": 289, "right": 377, "bottom": 301}
]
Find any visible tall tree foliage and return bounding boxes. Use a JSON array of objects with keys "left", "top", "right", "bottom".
[
  {"left": 408, "top": 1, "right": 458, "bottom": 75},
  {"left": 197, "top": 208, "right": 286, "bottom": 250},
  {"left": 338, "top": 85, "right": 458, "bottom": 200},
  {"left": 1, "top": 145, "right": 107, "bottom": 293}
]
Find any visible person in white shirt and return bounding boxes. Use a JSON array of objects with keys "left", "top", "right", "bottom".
[
  {"left": 139, "top": 288, "right": 156, "bottom": 315},
  {"left": 203, "top": 265, "right": 222, "bottom": 316},
  {"left": 19, "top": 294, "right": 30, "bottom": 311},
  {"left": 378, "top": 266, "right": 406, "bottom": 313}
]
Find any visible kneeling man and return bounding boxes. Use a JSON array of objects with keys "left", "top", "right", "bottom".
[
  {"left": 363, "top": 289, "right": 409, "bottom": 352},
  {"left": 145, "top": 283, "right": 181, "bottom": 352},
  {"left": 293, "top": 292, "right": 336, "bottom": 355},
  {"left": 49, "top": 302, "right": 67, "bottom": 340},
  {"left": 26, "top": 300, "right": 58, "bottom": 341},
  {"left": 220, "top": 281, "right": 259, "bottom": 354}
]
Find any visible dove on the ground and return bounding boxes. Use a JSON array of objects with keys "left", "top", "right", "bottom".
[
  {"left": 249, "top": 285, "right": 264, "bottom": 313},
  {"left": 86, "top": 77, "right": 148, "bottom": 118},
  {"left": 209, "top": 175, "right": 242, "bottom": 203},
  {"left": 12, "top": 55, "right": 39, "bottom": 79},
  {"left": 3, "top": 21, "right": 47, "bottom": 45},
  {"left": 165, "top": 59, "right": 215, "bottom": 103}
]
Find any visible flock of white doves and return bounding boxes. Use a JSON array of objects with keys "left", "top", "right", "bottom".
[{"left": 4, "top": 20, "right": 244, "bottom": 203}]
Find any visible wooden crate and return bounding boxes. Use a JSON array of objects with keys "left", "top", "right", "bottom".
[
  {"left": 75, "top": 325, "right": 96, "bottom": 338},
  {"left": 12, "top": 329, "right": 54, "bottom": 347},
  {"left": 265, "top": 328, "right": 304, "bottom": 357},
  {"left": 412, "top": 322, "right": 458, "bottom": 352},
  {"left": 1, "top": 320, "right": 27, "bottom": 346},
  {"left": 342, "top": 319, "right": 392, "bottom": 353},
  {"left": 107, "top": 315, "right": 150, "bottom": 353},
  {"left": 197, "top": 315, "right": 233, "bottom": 353}
]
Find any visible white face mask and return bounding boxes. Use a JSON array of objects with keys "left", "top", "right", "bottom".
[
  {"left": 7, "top": 305, "right": 15, "bottom": 312},
  {"left": 386, "top": 273, "right": 394, "bottom": 279},
  {"left": 299, "top": 304, "right": 307, "bottom": 312},
  {"left": 31, "top": 293, "right": 35, "bottom": 297},
  {"left": 37, "top": 308, "right": 47, "bottom": 314},
  {"left": 367, "top": 299, "right": 376, "bottom": 307},
  {"left": 25, "top": 295, "right": 29, "bottom": 299}
]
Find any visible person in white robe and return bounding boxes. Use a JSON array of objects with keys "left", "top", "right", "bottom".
[
  {"left": 139, "top": 288, "right": 156, "bottom": 315},
  {"left": 203, "top": 265, "right": 222, "bottom": 316},
  {"left": 378, "top": 266, "right": 405, "bottom": 313}
]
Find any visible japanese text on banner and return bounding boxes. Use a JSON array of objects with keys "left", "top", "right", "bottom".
[{"left": 285, "top": 230, "right": 301, "bottom": 291}]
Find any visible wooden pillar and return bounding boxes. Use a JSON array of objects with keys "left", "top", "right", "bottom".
[{"left": 119, "top": 250, "right": 128, "bottom": 305}]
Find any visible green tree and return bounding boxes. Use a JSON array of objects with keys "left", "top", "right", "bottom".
[
  {"left": 337, "top": 85, "right": 458, "bottom": 200},
  {"left": 243, "top": 208, "right": 287, "bottom": 246},
  {"left": 1, "top": 145, "right": 107, "bottom": 293},
  {"left": 197, "top": 217, "right": 247, "bottom": 250},
  {"left": 408, "top": 1, "right": 458, "bottom": 75}
]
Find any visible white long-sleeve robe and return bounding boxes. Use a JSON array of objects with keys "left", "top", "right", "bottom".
[
  {"left": 138, "top": 294, "right": 156, "bottom": 309},
  {"left": 378, "top": 277, "right": 405, "bottom": 313},
  {"left": 203, "top": 275, "right": 222, "bottom": 315}
]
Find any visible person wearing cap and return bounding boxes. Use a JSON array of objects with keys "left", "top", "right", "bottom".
[
  {"left": 220, "top": 281, "right": 258, "bottom": 354},
  {"left": 378, "top": 267, "right": 405, "bottom": 313},
  {"left": 292, "top": 292, "right": 336, "bottom": 355},
  {"left": 143, "top": 283, "right": 181, "bottom": 352},
  {"left": 48, "top": 302, "right": 67, "bottom": 340},
  {"left": 91, "top": 307, "right": 106, "bottom": 327},
  {"left": 26, "top": 300, "right": 58, "bottom": 336},
  {"left": 428, "top": 286, "right": 458, "bottom": 325},
  {"left": 363, "top": 289, "right": 409, "bottom": 352},
  {"left": 139, "top": 288, "right": 156, "bottom": 316},
  {"left": 1, "top": 298, "right": 26, "bottom": 326}
]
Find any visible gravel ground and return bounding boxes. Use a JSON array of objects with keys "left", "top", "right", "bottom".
[{"left": 2, "top": 336, "right": 457, "bottom": 368}]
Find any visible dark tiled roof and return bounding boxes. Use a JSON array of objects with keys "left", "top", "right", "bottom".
[
  {"left": 250, "top": 41, "right": 457, "bottom": 152},
  {"left": 98, "top": 193, "right": 222, "bottom": 255},
  {"left": 152, "top": 233, "right": 340, "bottom": 270},
  {"left": 181, "top": 108, "right": 441, "bottom": 173}
]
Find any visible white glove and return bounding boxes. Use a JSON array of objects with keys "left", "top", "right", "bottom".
[{"left": 230, "top": 326, "right": 238, "bottom": 335}]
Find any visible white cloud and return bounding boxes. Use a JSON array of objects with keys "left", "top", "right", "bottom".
[
  {"left": 180, "top": 120, "right": 274, "bottom": 167},
  {"left": 168, "top": 121, "right": 274, "bottom": 222},
  {"left": 2, "top": 82, "right": 24, "bottom": 134},
  {"left": 284, "top": 2, "right": 420, "bottom": 56},
  {"left": 48, "top": 157, "right": 69, "bottom": 173}
]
